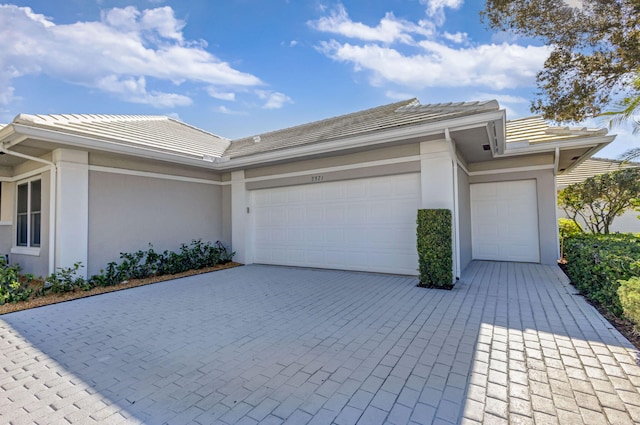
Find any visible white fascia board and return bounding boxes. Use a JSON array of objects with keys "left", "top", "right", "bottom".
[
  {"left": 217, "top": 110, "right": 506, "bottom": 171},
  {"left": 500, "top": 135, "right": 615, "bottom": 157},
  {"left": 0, "top": 123, "right": 15, "bottom": 141},
  {"left": 8, "top": 124, "right": 218, "bottom": 169}
]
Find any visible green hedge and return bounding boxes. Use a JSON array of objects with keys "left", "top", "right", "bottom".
[
  {"left": 564, "top": 233, "right": 640, "bottom": 317},
  {"left": 417, "top": 209, "right": 453, "bottom": 289},
  {"left": 619, "top": 277, "right": 640, "bottom": 332}
]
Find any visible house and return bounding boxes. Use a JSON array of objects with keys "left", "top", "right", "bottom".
[
  {"left": 0, "top": 99, "right": 615, "bottom": 280},
  {"left": 557, "top": 157, "right": 640, "bottom": 234}
]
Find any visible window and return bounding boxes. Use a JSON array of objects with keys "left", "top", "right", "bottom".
[{"left": 16, "top": 180, "right": 41, "bottom": 247}]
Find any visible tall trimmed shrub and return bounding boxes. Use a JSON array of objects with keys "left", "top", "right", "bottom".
[{"left": 417, "top": 209, "right": 453, "bottom": 289}]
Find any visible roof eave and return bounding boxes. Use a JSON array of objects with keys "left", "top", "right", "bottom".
[
  {"left": 216, "top": 109, "right": 506, "bottom": 171},
  {"left": 500, "top": 135, "right": 615, "bottom": 157},
  {"left": 5, "top": 124, "right": 221, "bottom": 169}
]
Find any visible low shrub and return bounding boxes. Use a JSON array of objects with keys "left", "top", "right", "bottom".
[
  {"left": 564, "top": 233, "right": 640, "bottom": 317},
  {"left": 37, "top": 239, "right": 235, "bottom": 297},
  {"left": 0, "top": 259, "right": 33, "bottom": 305},
  {"left": 619, "top": 277, "right": 640, "bottom": 332},
  {"left": 38, "top": 262, "right": 88, "bottom": 296},
  {"left": 417, "top": 209, "right": 453, "bottom": 289},
  {"left": 558, "top": 218, "right": 582, "bottom": 259},
  {"left": 91, "top": 239, "right": 235, "bottom": 285}
]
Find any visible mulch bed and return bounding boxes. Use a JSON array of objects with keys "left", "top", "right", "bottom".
[
  {"left": 558, "top": 262, "right": 640, "bottom": 351},
  {"left": 0, "top": 262, "right": 242, "bottom": 315}
]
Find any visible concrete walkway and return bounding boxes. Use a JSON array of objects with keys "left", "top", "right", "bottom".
[{"left": 1, "top": 262, "right": 639, "bottom": 424}]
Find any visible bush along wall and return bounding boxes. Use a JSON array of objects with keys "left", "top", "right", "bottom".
[
  {"left": 417, "top": 209, "right": 453, "bottom": 289},
  {"left": 34, "top": 240, "right": 235, "bottom": 298},
  {"left": 564, "top": 233, "right": 640, "bottom": 317}
]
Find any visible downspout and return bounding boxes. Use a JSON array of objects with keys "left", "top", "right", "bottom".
[
  {"left": 445, "top": 128, "right": 461, "bottom": 280},
  {"left": 553, "top": 147, "right": 561, "bottom": 260},
  {"left": 0, "top": 144, "right": 57, "bottom": 275}
]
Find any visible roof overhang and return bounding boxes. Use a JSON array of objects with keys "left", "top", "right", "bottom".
[
  {"left": 499, "top": 134, "right": 615, "bottom": 175},
  {"left": 1, "top": 106, "right": 609, "bottom": 175},
  {"left": 0, "top": 123, "right": 224, "bottom": 170},
  {"left": 217, "top": 109, "right": 506, "bottom": 171}
]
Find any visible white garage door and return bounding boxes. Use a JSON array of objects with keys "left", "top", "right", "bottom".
[
  {"left": 471, "top": 180, "right": 540, "bottom": 263},
  {"left": 252, "top": 173, "right": 421, "bottom": 275}
]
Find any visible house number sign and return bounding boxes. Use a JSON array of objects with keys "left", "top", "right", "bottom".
[{"left": 311, "top": 175, "right": 324, "bottom": 182}]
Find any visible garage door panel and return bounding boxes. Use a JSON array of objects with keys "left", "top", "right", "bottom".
[
  {"left": 252, "top": 174, "right": 421, "bottom": 275},
  {"left": 471, "top": 180, "right": 540, "bottom": 263}
]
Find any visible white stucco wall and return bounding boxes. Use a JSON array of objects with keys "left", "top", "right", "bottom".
[
  {"left": 457, "top": 165, "right": 472, "bottom": 271},
  {"left": 87, "top": 171, "right": 224, "bottom": 276}
]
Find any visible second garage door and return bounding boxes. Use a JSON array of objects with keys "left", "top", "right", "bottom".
[
  {"left": 471, "top": 179, "right": 540, "bottom": 263},
  {"left": 252, "top": 173, "right": 421, "bottom": 275}
]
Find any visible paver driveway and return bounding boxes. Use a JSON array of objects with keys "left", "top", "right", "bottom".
[{"left": 1, "top": 262, "right": 640, "bottom": 424}]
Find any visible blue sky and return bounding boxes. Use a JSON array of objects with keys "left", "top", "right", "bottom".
[{"left": 0, "top": 0, "right": 636, "bottom": 158}]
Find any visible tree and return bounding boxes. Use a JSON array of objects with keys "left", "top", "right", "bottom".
[
  {"left": 482, "top": 0, "right": 640, "bottom": 123},
  {"left": 600, "top": 73, "right": 640, "bottom": 162},
  {"left": 558, "top": 168, "right": 640, "bottom": 234}
]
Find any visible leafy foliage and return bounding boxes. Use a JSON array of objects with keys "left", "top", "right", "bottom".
[
  {"left": 558, "top": 168, "right": 640, "bottom": 234},
  {"left": 0, "top": 259, "right": 33, "bottom": 305},
  {"left": 618, "top": 277, "right": 640, "bottom": 332},
  {"left": 601, "top": 73, "right": 640, "bottom": 136},
  {"left": 558, "top": 218, "right": 583, "bottom": 259},
  {"left": 38, "top": 262, "right": 89, "bottom": 295},
  {"left": 564, "top": 233, "right": 640, "bottom": 317},
  {"left": 417, "top": 209, "right": 453, "bottom": 289},
  {"left": 481, "top": 0, "right": 640, "bottom": 122},
  {"left": 36, "top": 240, "right": 235, "bottom": 296}
]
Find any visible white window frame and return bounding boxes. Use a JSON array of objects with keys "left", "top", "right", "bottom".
[{"left": 12, "top": 177, "right": 41, "bottom": 256}]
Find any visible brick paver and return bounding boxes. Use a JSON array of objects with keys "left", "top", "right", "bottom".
[{"left": 1, "top": 262, "right": 639, "bottom": 424}]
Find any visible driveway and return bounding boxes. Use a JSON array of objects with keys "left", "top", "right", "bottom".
[{"left": 1, "top": 262, "right": 639, "bottom": 424}]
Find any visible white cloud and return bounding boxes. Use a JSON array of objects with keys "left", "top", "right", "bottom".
[
  {"left": 472, "top": 92, "right": 530, "bottom": 119},
  {"left": 215, "top": 105, "right": 247, "bottom": 115},
  {"left": 308, "top": 4, "right": 434, "bottom": 44},
  {"left": 94, "top": 75, "right": 192, "bottom": 108},
  {"left": 206, "top": 87, "right": 236, "bottom": 101},
  {"left": 421, "top": 0, "right": 464, "bottom": 25},
  {"left": 256, "top": 90, "right": 293, "bottom": 109},
  {"left": 311, "top": 3, "right": 550, "bottom": 94},
  {"left": 443, "top": 31, "right": 468, "bottom": 44},
  {"left": 385, "top": 90, "right": 416, "bottom": 100},
  {"left": 473, "top": 93, "right": 529, "bottom": 104},
  {"left": 0, "top": 4, "right": 265, "bottom": 107},
  {"left": 318, "top": 40, "right": 550, "bottom": 90}
]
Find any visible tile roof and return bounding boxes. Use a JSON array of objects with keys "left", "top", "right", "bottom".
[
  {"left": 556, "top": 157, "right": 640, "bottom": 187},
  {"left": 506, "top": 116, "right": 608, "bottom": 146},
  {"left": 12, "top": 113, "right": 230, "bottom": 159},
  {"left": 224, "top": 99, "right": 499, "bottom": 158}
]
